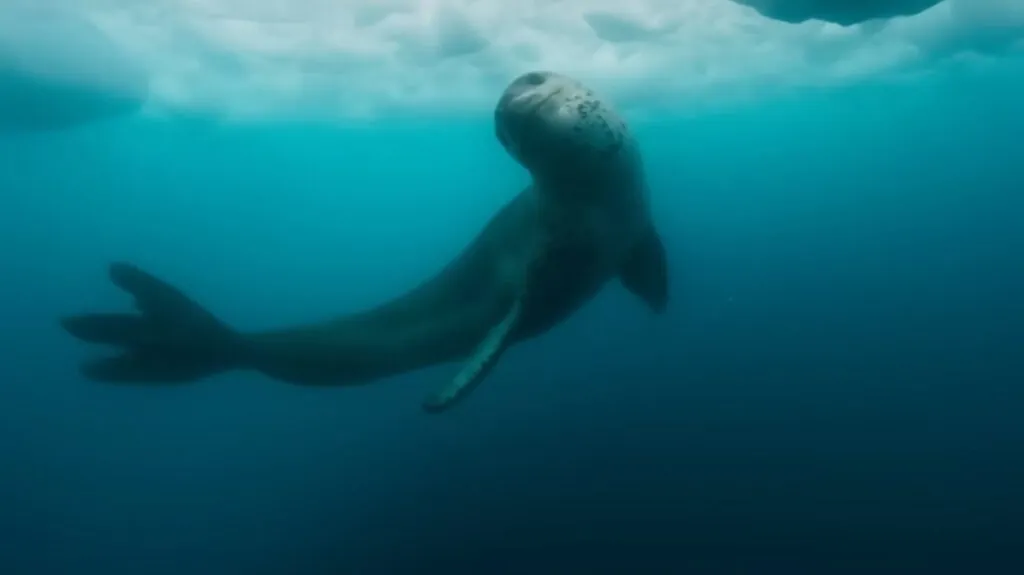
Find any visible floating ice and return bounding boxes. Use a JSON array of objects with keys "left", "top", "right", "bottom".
[
  {"left": 0, "top": 1, "right": 1021, "bottom": 123},
  {"left": 0, "top": 6, "right": 147, "bottom": 132},
  {"left": 731, "top": 0, "right": 943, "bottom": 25}
]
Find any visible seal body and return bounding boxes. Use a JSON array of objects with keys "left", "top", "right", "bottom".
[{"left": 60, "top": 71, "right": 669, "bottom": 413}]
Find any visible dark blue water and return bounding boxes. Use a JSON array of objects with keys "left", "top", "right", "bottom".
[{"left": 1, "top": 62, "right": 1022, "bottom": 573}]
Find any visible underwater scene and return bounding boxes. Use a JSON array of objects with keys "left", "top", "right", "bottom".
[{"left": 2, "top": 1, "right": 1023, "bottom": 573}]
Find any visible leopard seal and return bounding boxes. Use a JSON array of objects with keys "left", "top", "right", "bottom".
[{"left": 60, "top": 70, "right": 669, "bottom": 413}]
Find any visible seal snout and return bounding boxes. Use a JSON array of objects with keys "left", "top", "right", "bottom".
[{"left": 497, "top": 72, "right": 563, "bottom": 123}]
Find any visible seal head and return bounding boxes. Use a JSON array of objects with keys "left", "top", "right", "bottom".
[{"left": 494, "top": 71, "right": 641, "bottom": 195}]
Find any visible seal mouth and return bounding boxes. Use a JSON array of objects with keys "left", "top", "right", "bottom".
[{"left": 496, "top": 84, "right": 565, "bottom": 163}]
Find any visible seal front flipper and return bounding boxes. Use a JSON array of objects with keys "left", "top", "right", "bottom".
[
  {"left": 618, "top": 226, "right": 669, "bottom": 313},
  {"left": 421, "top": 298, "right": 523, "bottom": 413},
  {"left": 60, "top": 262, "right": 242, "bottom": 383}
]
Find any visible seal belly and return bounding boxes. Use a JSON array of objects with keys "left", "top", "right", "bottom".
[{"left": 242, "top": 192, "right": 539, "bottom": 385}]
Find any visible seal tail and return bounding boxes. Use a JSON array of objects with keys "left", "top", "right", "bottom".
[{"left": 60, "top": 262, "right": 242, "bottom": 383}]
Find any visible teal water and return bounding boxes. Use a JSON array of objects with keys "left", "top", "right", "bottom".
[{"left": 1, "top": 61, "right": 1023, "bottom": 573}]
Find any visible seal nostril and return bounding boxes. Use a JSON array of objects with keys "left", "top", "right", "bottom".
[{"left": 522, "top": 72, "right": 547, "bottom": 86}]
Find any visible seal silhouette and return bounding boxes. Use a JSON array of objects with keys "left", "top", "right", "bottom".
[{"left": 60, "top": 70, "right": 669, "bottom": 413}]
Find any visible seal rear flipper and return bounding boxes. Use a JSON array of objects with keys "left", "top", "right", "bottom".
[
  {"left": 61, "top": 262, "right": 242, "bottom": 383},
  {"left": 421, "top": 298, "right": 523, "bottom": 413},
  {"left": 618, "top": 226, "right": 669, "bottom": 313},
  {"left": 80, "top": 351, "right": 223, "bottom": 383}
]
